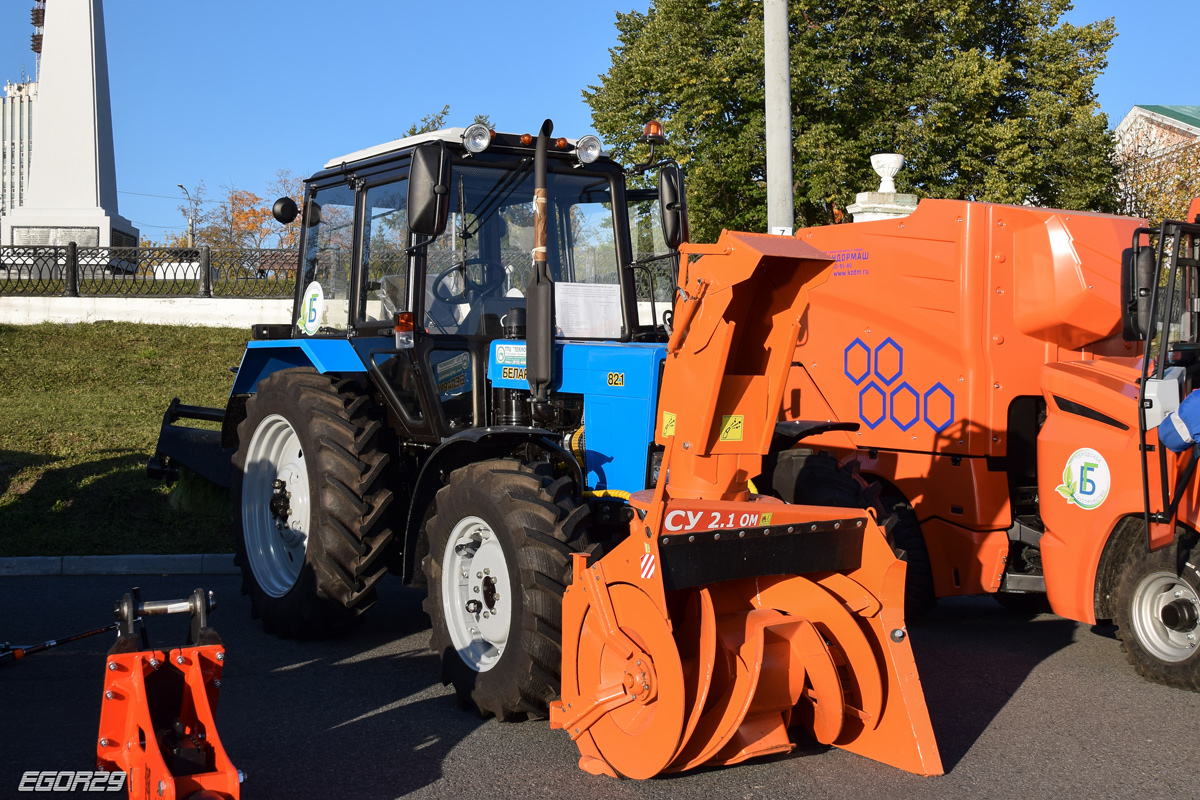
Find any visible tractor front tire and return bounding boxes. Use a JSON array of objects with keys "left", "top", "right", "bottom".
[
  {"left": 1113, "top": 531, "right": 1200, "bottom": 691},
  {"left": 232, "top": 367, "right": 396, "bottom": 638},
  {"left": 772, "top": 450, "right": 937, "bottom": 621},
  {"left": 422, "top": 459, "right": 588, "bottom": 720}
]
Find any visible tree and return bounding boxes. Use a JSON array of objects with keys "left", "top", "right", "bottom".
[
  {"left": 585, "top": 0, "right": 1119, "bottom": 241},
  {"left": 406, "top": 104, "right": 452, "bottom": 137},
  {"left": 1116, "top": 126, "right": 1200, "bottom": 225},
  {"left": 405, "top": 105, "right": 493, "bottom": 137},
  {"left": 265, "top": 168, "right": 305, "bottom": 248}
]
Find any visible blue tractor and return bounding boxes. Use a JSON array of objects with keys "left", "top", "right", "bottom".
[{"left": 150, "top": 120, "right": 694, "bottom": 718}]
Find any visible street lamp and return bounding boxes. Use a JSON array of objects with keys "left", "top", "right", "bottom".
[{"left": 176, "top": 183, "right": 195, "bottom": 248}]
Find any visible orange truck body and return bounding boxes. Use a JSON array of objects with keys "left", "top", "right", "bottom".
[{"left": 785, "top": 198, "right": 1184, "bottom": 625}]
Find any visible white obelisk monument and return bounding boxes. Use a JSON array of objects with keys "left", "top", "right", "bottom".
[{"left": 1, "top": 0, "right": 137, "bottom": 247}]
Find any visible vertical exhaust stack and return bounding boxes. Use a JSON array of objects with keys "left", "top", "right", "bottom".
[
  {"left": 526, "top": 119, "right": 555, "bottom": 414},
  {"left": 552, "top": 232, "right": 942, "bottom": 779}
]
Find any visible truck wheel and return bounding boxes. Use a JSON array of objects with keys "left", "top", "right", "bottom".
[
  {"left": 232, "top": 367, "right": 396, "bottom": 638},
  {"left": 422, "top": 459, "right": 589, "bottom": 720},
  {"left": 1113, "top": 532, "right": 1200, "bottom": 691},
  {"left": 771, "top": 450, "right": 936, "bottom": 621}
]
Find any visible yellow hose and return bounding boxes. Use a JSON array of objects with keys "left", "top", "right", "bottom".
[{"left": 583, "top": 489, "right": 632, "bottom": 501}]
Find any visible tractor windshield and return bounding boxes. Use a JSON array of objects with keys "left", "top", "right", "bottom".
[{"left": 424, "top": 160, "right": 621, "bottom": 338}]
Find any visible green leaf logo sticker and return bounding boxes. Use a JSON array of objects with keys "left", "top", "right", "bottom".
[
  {"left": 298, "top": 281, "right": 324, "bottom": 336},
  {"left": 1055, "top": 447, "right": 1110, "bottom": 510}
]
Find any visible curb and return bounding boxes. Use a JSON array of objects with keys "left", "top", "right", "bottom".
[{"left": 0, "top": 554, "right": 239, "bottom": 577}]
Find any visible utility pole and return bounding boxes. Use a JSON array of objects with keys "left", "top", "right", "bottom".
[
  {"left": 764, "top": 0, "right": 794, "bottom": 236},
  {"left": 177, "top": 184, "right": 195, "bottom": 247}
]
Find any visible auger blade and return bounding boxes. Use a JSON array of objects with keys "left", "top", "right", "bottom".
[
  {"left": 554, "top": 579, "right": 686, "bottom": 780},
  {"left": 751, "top": 574, "right": 884, "bottom": 729},
  {"left": 670, "top": 588, "right": 718, "bottom": 764}
]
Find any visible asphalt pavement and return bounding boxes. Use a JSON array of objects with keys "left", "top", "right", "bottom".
[{"left": 2, "top": 573, "right": 1197, "bottom": 799}]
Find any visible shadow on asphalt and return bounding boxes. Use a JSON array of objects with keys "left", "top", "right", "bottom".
[
  {"left": 2, "top": 577, "right": 1085, "bottom": 792},
  {"left": 910, "top": 597, "right": 1077, "bottom": 771},
  {"left": 215, "top": 582, "right": 485, "bottom": 799},
  {"left": 0, "top": 575, "right": 482, "bottom": 800}
]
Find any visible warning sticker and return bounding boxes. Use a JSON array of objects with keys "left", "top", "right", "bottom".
[
  {"left": 719, "top": 415, "right": 744, "bottom": 442},
  {"left": 759, "top": 512, "right": 773, "bottom": 525},
  {"left": 662, "top": 411, "right": 676, "bottom": 438}
]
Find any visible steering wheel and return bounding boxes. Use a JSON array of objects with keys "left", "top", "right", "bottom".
[{"left": 432, "top": 257, "right": 506, "bottom": 304}]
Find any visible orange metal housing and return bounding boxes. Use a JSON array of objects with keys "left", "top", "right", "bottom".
[
  {"left": 788, "top": 199, "right": 1161, "bottom": 624},
  {"left": 551, "top": 230, "right": 942, "bottom": 779}
]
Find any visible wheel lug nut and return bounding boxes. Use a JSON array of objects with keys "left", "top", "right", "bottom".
[
  {"left": 484, "top": 568, "right": 490, "bottom": 575},
  {"left": 483, "top": 612, "right": 490, "bottom": 619},
  {"left": 477, "top": 572, "right": 483, "bottom": 579},
  {"left": 473, "top": 586, "right": 479, "bottom": 593}
]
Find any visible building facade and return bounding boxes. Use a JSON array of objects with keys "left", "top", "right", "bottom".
[{"left": 0, "top": 80, "right": 36, "bottom": 217}]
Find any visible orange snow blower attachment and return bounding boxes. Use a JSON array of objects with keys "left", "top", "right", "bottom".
[
  {"left": 551, "top": 232, "right": 942, "bottom": 779},
  {"left": 97, "top": 588, "right": 240, "bottom": 800}
]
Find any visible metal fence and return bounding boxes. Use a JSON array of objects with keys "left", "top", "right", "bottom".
[{"left": 0, "top": 245, "right": 298, "bottom": 298}]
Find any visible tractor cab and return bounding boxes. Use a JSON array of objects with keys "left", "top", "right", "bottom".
[
  {"left": 270, "top": 122, "right": 684, "bottom": 448},
  {"left": 1127, "top": 200, "right": 1200, "bottom": 550}
]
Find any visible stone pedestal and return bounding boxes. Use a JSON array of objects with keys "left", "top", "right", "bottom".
[
  {"left": 846, "top": 191, "right": 918, "bottom": 223},
  {"left": 1, "top": 0, "right": 136, "bottom": 247}
]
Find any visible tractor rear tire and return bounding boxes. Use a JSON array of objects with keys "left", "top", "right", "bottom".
[
  {"left": 771, "top": 450, "right": 937, "bottom": 622},
  {"left": 422, "top": 459, "right": 589, "bottom": 720},
  {"left": 232, "top": 367, "right": 396, "bottom": 638},
  {"left": 1113, "top": 531, "right": 1200, "bottom": 691}
]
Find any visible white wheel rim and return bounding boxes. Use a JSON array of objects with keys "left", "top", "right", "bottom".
[
  {"left": 441, "top": 515, "right": 513, "bottom": 672},
  {"left": 242, "top": 414, "right": 311, "bottom": 598},
  {"left": 1130, "top": 570, "right": 1200, "bottom": 663}
]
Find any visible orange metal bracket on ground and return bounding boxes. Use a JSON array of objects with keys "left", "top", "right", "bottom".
[
  {"left": 551, "top": 231, "right": 942, "bottom": 779},
  {"left": 98, "top": 642, "right": 239, "bottom": 800}
]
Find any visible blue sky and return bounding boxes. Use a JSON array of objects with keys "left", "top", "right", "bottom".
[{"left": 0, "top": 1, "right": 1194, "bottom": 240}]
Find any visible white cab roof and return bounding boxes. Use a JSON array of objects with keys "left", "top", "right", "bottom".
[
  {"left": 323, "top": 127, "right": 592, "bottom": 169},
  {"left": 324, "top": 128, "right": 469, "bottom": 169}
]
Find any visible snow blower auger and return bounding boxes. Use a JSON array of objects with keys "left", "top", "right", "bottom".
[
  {"left": 97, "top": 588, "right": 241, "bottom": 800},
  {"left": 550, "top": 232, "right": 943, "bottom": 779}
]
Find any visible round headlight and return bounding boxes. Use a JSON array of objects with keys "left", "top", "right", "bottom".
[
  {"left": 463, "top": 123, "right": 493, "bottom": 154},
  {"left": 576, "top": 135, "right": 603, "bottom": 164}
]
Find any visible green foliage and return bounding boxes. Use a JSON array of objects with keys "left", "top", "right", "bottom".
[
  {"left": 586, "top": 0, "right": 1120, "bottom": 241},
  {"left": 405, "top": 106, "right": 494, "bottom": 137},
  {"left": 406, "top": 103, "right": 453, "bottom": 137},
  {"left": 0, "top": 323, "right": 248, "bottom": 556}
]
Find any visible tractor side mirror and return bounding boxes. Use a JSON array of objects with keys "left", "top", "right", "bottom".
[
  {"left": 1122, "top": 243, "right": 1155, "bottom": 341},
  {"left": 408, "top": 142, "right": 451, "bottom": 239},
  {"left": 658, "top": 163, "right": 689, "bottom": 250},
  {"left": 272, "top": 197, "right": 298, "bottom": 224},
  {"left": 305, "top": 200, "right": 322, "bottom": 228}
]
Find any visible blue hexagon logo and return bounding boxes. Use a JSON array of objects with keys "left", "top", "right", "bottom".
[
  {"left": 859, "top": 382, "right": 886, "bottom": 429},
  {"left": 889, "top": 382, "right": 919, "bottom": 431},
  {"left": 874, "top": 337, "right": 903, "bottom": 386},
  {"left": 923, "top": 383, "right": 955, "bottom": 432},
  {"left": 844, "top": 339, "right": 870, "bottom": 385}
]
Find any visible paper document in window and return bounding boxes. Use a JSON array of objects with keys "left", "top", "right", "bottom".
[{"left": 554, "top": 282, "right": 621, "bottom": 339}]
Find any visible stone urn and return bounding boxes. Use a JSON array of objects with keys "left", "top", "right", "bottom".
[{"left": 869, "top": 153, "right": 905, "bottom": 194}]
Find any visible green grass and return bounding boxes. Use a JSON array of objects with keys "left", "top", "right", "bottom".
[{"left": 0, "top": 322, "right": 250, "bottom": 556}]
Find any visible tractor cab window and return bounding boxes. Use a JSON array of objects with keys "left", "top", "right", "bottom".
[
  {"left": 359, "top": 178, "right": 410, "bottom": 324},
  {"left": 422, "top": 161, "right": 620, "bottom": 339},
  {"left": 628, "top": 195, "right": 675, "bottom": 329},
  {"left": 298, "top": 182, "right": 355, "bottom": 335}
]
